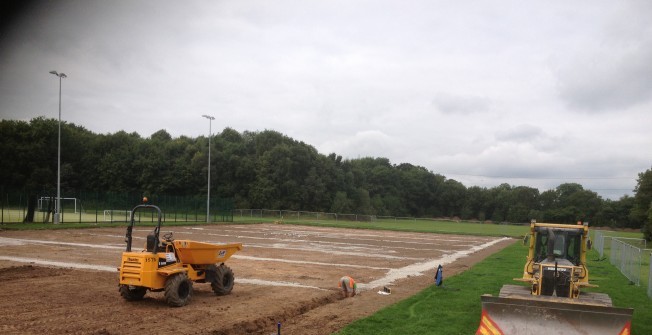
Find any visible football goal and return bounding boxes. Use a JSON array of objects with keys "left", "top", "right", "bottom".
[
  {"left": 38, "top": 197, "right": 80, "bottom": 213},
  {"left": 103, "top": 210, "right": 132, "bottom": 222}
]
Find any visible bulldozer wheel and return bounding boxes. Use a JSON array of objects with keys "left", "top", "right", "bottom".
[
  {"left": 164, "top": 273, "right": 193, "bottom": 307},
  {"left": 119, "top": 285, "right": 147, "bottom": 301},
  {"left": 207, "top": 264, "right": 234, "bottom": 296}
]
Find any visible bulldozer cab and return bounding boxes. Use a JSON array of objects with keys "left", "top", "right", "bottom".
[
  {"left": 534, "top": 227, "right": 583, "bottom": 266},
  {"left": 477, "top": 222, "right": 633, "bottom": 335}
]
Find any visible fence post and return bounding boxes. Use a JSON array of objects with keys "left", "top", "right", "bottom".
[
  {"left": 648, "top": 252, "right": 652, "bottom": 299},
  {"left": 647, "top": 252, "right": 652, "bottom": 299}
]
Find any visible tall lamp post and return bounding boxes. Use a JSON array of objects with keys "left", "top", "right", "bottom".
[
  {"left": 202, "top": 114, "right": 215, "bottom": 223},
  {"left": 49, "top": 70, "right": 67, "bottom": 224}
]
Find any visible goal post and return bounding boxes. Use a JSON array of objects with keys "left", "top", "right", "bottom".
[
  {"left": 38, "top": 197, "right": 80, "bottom": 213},
  {"left": 103, "top": 210, "right": 132, "bottom": 222}
]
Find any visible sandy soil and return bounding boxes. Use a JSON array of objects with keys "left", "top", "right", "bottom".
[{"left": 0, "top": 223, "right": 514, "bottom": 334}]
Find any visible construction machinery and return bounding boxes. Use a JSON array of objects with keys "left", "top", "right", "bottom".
[
  {"left": 118, "top": 203, "right": 242, "bottom": 307},
  {"left": 477, "top": 221, "right": 633, "bottom": 335}
]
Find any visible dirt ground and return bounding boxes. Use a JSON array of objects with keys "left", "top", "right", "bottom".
[{"left": 0, "top": 223, "right": 514, "bottom": 335}]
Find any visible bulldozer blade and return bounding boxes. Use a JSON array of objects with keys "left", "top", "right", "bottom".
[{"left": 478, "top": 295, "right": 633, "bottom": 335}]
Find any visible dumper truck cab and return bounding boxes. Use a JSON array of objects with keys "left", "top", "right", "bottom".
[
  {"left": 477, "top": 221, "right": 633, "bottom": 335},
  {"left": 118, "top": 203, "right": 242, "bottom": 307}
]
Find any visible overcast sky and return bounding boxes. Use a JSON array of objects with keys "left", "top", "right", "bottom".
[{"left": 1, "top": 0, "right": 651, "bottom": 200}]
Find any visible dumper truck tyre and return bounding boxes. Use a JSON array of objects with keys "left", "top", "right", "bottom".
[
  {"left": 119, "top": 285, "right": 147, "bottom": 301},
  {"left": 164, "top": 273, "right": 193, "bottom": 307},
  {"left": 207, "top": 263, "right": 234, "bottom": 296}
]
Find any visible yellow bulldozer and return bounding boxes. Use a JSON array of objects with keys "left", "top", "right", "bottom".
[
  {"left": 477, "top": 221, "right": 633, "bottom": 335},
  {"left": 118, "top": 203, "right": 242, "bottom": 307}
]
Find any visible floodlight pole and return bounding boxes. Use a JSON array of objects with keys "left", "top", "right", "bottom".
[
  {"left": 50, "top": 70, "right": 67, "bottom": 224},
  {"left": 202, "top": 114, "right": 215, "bottom": 223}
]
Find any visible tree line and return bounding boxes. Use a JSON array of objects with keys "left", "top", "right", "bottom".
[{"left": 1, "top": 117, "right": 651, "bottom": 236}]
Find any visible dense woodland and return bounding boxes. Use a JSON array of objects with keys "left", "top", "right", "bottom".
[{"left": 2, "top": 118, "right": 651, "bottom": 237}]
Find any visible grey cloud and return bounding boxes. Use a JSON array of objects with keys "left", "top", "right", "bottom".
[
  {"left": 557, "top": 41, "right": 652, "bottom": 112},
  {"left": 495, "top": 124, "right": 543, "bottom": 143},
  {"left": 554, "top": 1, "right": 652, "bottom": 112},
  {"left": 432, "top": 93, "right": 491, "bottom": 115}
]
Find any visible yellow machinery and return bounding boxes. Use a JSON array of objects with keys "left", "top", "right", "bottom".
[
  {"left": 118, "top": 204, "right": 242, "bottom": 307},
  {"left": 477, "top": 221, "right": 633, "bottom": 335}
]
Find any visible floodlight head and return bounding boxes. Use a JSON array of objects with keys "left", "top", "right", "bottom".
[
  {"left": 202, "top": 114, "right": 215, "bottom": 120},
  {"left": 49, "top": 71, "right": 67, "bottom": 78}
]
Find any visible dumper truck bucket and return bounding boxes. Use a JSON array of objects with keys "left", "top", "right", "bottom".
[
  {"left": 477, "top": 295, "right": 633, "bottom": 335},
  {"left": 173, "top": 240, "right": 242, "bottom": 265}
]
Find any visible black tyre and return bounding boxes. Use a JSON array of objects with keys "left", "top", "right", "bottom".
[
  {"left": 164, "top": 273, "right": 193, "bottom": 307},
  {"left": 119, "top": 285, "right": 147, "bottom": 301},
  {"left": 206, "top": 263, "right": 235, "bottom": 296}
]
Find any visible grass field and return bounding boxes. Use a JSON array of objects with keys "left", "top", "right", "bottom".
[
  {"left": 0, "top": 208, "right": 217, "bottom": 224},
  {"left": 235, "top": 216, "right": 531, "bottom": 238},
  {"left": 335, "top": 242, "right": 652, "bottom": 335}
]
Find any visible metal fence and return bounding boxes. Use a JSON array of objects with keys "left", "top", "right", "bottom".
[
  {"left": 610, "top": 237, "right": 643, "bottom": 286},
  {"left": 594, "top": 230, "right": 651, "bottom": 299},
  {"left": 594, "top": 230, "right": 607, "bottom": 258},
  {"left": 234, "top": 209, "right": 375, "bottom": 222},
  {"left": 0, "top": 190, "right": 233, "bottom": 224},
  {"left": 649, "top": 252, "right": 652, "bottom": 299}
]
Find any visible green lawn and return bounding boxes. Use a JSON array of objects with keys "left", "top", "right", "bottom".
[
  {"left": 234, "top": 216, "right": 531, "bottom": 238},
  {"left": 335, "top": 242, "right": 651, "bottom": 335}
]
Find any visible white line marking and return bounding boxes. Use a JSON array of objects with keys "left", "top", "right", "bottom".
[
  {"left": 0, "top": 236, "right": 393, "bottom": 269},
  {"left": 0, "top": 232, "right": 512, "bottom": 293},
  {"left": 234, "top": 255, "right": 391, "bottom": 270},
  {"left": 0, "top": 256, "right": 326, "bottom": 291},
  {"left": 0, "top": 237, "right": 123, "bottom": 249},
  {"left": 0, "top": 256, "right": 118, "bottom": 272},
  {"left": 359, "top": 237, "right": 511, "bottom": 290}
]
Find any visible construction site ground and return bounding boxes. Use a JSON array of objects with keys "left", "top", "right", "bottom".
[{"left": 0, "top": 223, "right": 513, "bottom": 335}]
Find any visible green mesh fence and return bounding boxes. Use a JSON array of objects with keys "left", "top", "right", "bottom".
[{"left": 0, "top": 189, "right": 233, "bottom": 224}]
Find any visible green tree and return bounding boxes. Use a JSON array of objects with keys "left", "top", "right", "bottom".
[
  {"left": 598, "top": 196, "right": 634, "bottom": 228},
  {"left": 644, "top": 201, "right": 652, "bottom": 241},
  {"left": 330, "top": 191, "right": 351, "bottom": 213},
  {"left": 631, "top": 168, "right": 652, "bottom": 228}
]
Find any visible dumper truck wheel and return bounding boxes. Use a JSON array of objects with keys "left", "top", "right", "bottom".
[
  {"left": 207, "top": 264, "right": 234, "bottom": 296},
  {"left": 119, "top": 285, "right": 147, "bottom": 301},
  {"left": 164, "top": 273, "right": 193, "bottom": 307}
]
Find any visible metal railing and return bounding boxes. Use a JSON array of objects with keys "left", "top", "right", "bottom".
[
  {"left": 609, "top": 237, "right": 644, "bottom": 286},
  {"left": 594, "top": 230, "right": 606, "bottom": 258},
  {"left": 233, "top": 209, "right": 378, "bottom": 222},
  {"left": 649, "top": 252, "right": 652, "bottom": 299}
]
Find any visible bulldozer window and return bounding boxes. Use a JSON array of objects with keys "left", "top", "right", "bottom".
[
  {"left": 553, "top": 235, "right": 565, "bottom": 257},
  {"left": 566, "top": 234, "right": 581, "bottom": 265},
  {"left": 535, "top": 233, "right": 548, "bottom": 262},
  {"left": 534, "top": 229, "right": 582, "bottom": 265}
]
